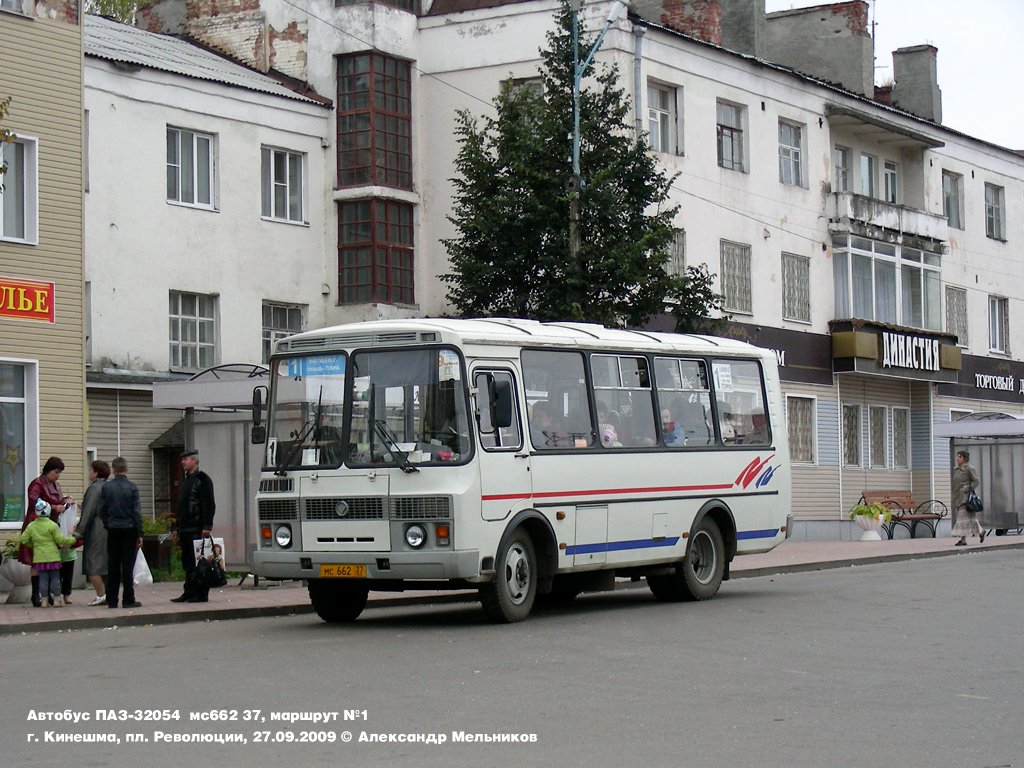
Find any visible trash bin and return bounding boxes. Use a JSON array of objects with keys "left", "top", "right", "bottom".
[{"left": 142, "top": 534, "right": 172, "bottom": 572}]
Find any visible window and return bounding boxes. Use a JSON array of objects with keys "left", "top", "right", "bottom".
[
  {"left": 942, "top": 170, "right": 963, "bottom": 229},
  {"left": 869, "top": 405, "right": 887, "bottom": 468},
  {"left": 166, "top": 127, "right": 214, "bottom": 207},
  {"left": 338, "top": 199, "right": 414, "bottom": 304},
  {"left": 261, "top": 147, "right": 304, "bottom": 223},
  {"left": 591, "top": 355, "right": 656, "bottom": 448},
  {"left": 262, "top": 302, "right": 304, "bottom": 363},
  {"left": 0, "top": 0, "right": 30, "bottom": 14},
  {"left": 169, "top": 291, "right": 217, "bottom": 370},
  {"left": 711, "top": 359, "right": 768, "bottom": 446},
  {"left": 832, "top": 235, "right": 941, "bottom": 330},
  {"left": 842, "top": 403, "right": 861, "bottom": 466},
  {"left": 720, "top": 240, "right": 751, "bottom": 314},
  {"left": 0, "top": 361, "right": 32, "bottom": 522},
  {"left": 505, "top": 77, "right": 543, "bottom": 98},
  {"left": 335, "top": 0, "right": 417, "bottom": 10},
  {"left": 892, "top": 407, "right": 909, "bottom": 469},
  {"left": 859, "top": 153, "right": 877, "bottom": 198},
  {"left": 945, "top": 286, "right": 968, "bottom": 346},
  {"left": 782, "top": 252, "right": 810, "bottom": 322},
  {"left": 985, "top": 183, "right": 1005, "bottom": 240},
  {"left": 337, "top": 53, "right": 412, "bottom": 190},
  {"left": 523, "top": 350, "right": 593, "bottom": 449},
  {"left": 833, "top": 145, "right": 850, "bottom": 192},
  {"left": 777, "top": 121, "right": 803, "bottom": 186},
  {"left": 647, "top": 82, "right": 678, "bottom": 155},
  {"left": 0, "top": 135, "right": 37, "bottom": 243},
  {"left": 655, "top": 358, "right": 712, "bottom": 448},
  {"left": 989, "top": 295, "right": 1009, "bottom": 354},
  {"left": 786, "top": 395, "right": 815, "bottom": 464},
  {"left": 475, "top": 370, "right": 522, "bottom": 450},
  {"left": 666, "top": 230, "right": 685, "bottom": 276},
  {"left": 883, "top": 161, "right": 898, "bottom": 204},
  {"left": 716, "top": 101, "right": 744, "bottom": 172}
]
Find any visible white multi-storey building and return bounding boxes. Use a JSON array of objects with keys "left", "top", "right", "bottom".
[{"left": 94, "top": 0, "right": 1024, "bottom": 536}]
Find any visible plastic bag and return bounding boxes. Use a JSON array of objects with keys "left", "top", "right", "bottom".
[{"left": 133, "top": 548, "right": 154, "bottom": 586}]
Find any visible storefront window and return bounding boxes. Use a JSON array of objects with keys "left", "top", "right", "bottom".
[{"left": 0, "top": 363, "right": 27, "bottom": 522}]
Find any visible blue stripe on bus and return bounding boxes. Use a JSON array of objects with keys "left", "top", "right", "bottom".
[
  {"left": 736, "top": 528, "right": 779, "bottom": 540},
  {"left": 565, "top": 537, "right": 680, "bottom": 556}
]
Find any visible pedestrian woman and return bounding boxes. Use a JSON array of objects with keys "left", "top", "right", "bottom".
[
  {"left": 21, "top": 457, "right": 75, "bottom": 608},
  {"left": 75, "top": 459, "right": 111, "bottom": 606},
  {"left": 951, "top": 449, "right": 983, "bottom": 547}
]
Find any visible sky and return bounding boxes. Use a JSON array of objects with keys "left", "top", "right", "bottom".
[{"left": 764, "top": 0, "right": 1024, "bottom": 149}]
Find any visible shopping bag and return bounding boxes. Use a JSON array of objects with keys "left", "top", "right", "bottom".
[
  {"left": 965, "top": 492, "right": 984, "bottom": 513},
  {"left": 133, "top": 548, "right": 154, "bottom": 586},
  {"left": 191, "top": 537, "right": 227, "bottom": 589}
]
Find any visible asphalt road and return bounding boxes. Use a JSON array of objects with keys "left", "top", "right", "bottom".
[{"left": 4, "top": 550, "right": 1021, "bottom": 768}]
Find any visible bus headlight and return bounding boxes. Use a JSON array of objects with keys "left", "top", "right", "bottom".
[
  {"left": 275, "top": 524, "right": 292, "bottom": 548},
  {"left": 405, "top": 524, "right": 426, "bottom": 549}
]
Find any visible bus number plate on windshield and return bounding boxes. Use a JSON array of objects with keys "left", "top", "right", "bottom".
[{"left": 320, "top": 564, "right": 367, "bottom": 578}]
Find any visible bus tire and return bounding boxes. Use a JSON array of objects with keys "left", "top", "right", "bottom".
[
  {"left": 308, "top": 579, "right": 369, "bottom": 623},
  {"left": 647, "top": 517, "right": 725, "bottom": 602},
  {"left": 480, "top": 531, "right": 537, "bottom": 622}
]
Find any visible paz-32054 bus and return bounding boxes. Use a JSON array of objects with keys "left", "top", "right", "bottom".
[{"left": 250, "top": 318, "right": 791, "bottom": 623}]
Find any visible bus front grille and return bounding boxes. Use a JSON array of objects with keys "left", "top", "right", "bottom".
[
  {"left": 304, "top": 497, "right": 385, "bottom": 520},
  {"left": 259, "top": 478, "right": 294, "bottom": 493},
  {"left": 258, "top": 498, "right": 299, "bottom": 520},
  {"left": 389, "top": 496, "right": 452, "bottom": 520}
]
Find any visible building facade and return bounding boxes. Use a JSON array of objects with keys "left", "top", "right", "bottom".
[{"left": 0, "top": 0, "right": 85, "bottom": 529}]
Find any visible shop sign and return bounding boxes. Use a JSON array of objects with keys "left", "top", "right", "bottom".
[
  {"left": 0, "top": 276, "right": 55, "bottom": 323},
  {"left": 881, "top": 331, "right": 939, "bottom": 372}
]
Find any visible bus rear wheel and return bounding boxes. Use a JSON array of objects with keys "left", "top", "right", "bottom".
[
  {"left": 648, "top": 517, "right": 725, "bottom": 602},
  {"left": 308, "top": 579, "right": 369, "bottom": 623},
  {"left": 480, "top": 531, "right": 537, "bottom": 623}
]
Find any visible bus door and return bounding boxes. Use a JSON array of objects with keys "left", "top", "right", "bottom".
[{"left": 472, "top": 368, "right": 532, "bottom": 522}]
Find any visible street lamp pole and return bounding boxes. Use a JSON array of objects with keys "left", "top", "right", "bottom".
[{"left": 568, "top": 0, "right": 628, "bottom": 266}]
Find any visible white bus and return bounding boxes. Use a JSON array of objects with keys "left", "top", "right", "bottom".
[{"left": 251, "top": 318, "right": 791, "bottom": 622}]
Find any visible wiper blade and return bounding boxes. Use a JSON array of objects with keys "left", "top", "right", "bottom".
[
  {"left": 374, "top": 419, "right": 419, "bottom": 474},
  {"left": 275, "top": 387, "right": 323, "bottom": 476}
]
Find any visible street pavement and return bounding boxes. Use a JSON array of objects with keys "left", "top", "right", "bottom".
[{"left": 2, "top": 533, "right": 1021, "bottom": 634}]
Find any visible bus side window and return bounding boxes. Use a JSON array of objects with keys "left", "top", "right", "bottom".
[{"left": 474, "top": 370, "right": 522, "bottom": 450}]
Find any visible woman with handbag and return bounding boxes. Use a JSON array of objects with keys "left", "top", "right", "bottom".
[
  {"left": 22, "top": 456, "right": 76, "bottom": 607},
  {"left": 951, "top": 449, "right": 983, "bottom": 547},
  {"left": 75, "top": 460, "right": 111, "bottom": 606}
]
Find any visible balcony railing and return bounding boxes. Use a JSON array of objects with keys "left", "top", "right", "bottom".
[{"left": 827, "top": 192, "right": 948, "bottom": 243}]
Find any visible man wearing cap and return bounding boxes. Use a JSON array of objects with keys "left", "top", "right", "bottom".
[{"left": 171, "top": 449, "right": 216, "bottom": 603}]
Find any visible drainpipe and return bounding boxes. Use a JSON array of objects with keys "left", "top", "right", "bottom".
[{"left": 633, "top": 24, "right": 645, "bottom": 141}]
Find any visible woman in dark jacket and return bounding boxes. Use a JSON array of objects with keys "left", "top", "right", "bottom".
[
  {"left": 22, "top": 457, "right": 75, "bottom": 607},
  {"left": 76, "top": 460, "right": 111, "bottom": 606}
]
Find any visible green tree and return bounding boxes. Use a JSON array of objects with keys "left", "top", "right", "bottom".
[
  {"left": 0, "top": 96, "right": 14, "bottom": 193},
  {"left": 444, "top": 1, "right": 701, "bottom": 328},
  {"left": 86, "top": 0, "right": 144, "bottom": 23},
  {"left": 666, "top": 264, "right": 728, "bottom": 335}
]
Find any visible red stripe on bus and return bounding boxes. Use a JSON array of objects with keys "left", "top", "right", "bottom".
[{"left": 481, "top": 483, "right": 734, "bottom": 502}]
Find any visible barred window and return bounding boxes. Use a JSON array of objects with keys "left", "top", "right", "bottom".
[
  {"left": 945, "top": 286, "right": 968, "bottom": 346},
  {"left": 720, "top": 240, "right": 751, "bottom": 314},
  {"left": 786, "top": 396, "right": 815, "bottom": 464},
  {"left": 892, "top": 407, "right": 909, "bottom": 469},
  {"left": 782, "top": 252, "right": 810, "bottom": 322},
  {"left": 869, "top": 406, "right": 887, "bottom": 468},
  {"left": 842, "top": 403, "right": 861, "bottom": 467}
]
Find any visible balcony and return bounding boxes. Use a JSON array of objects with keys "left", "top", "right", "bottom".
[{"left": 827, "top": 192, "right": 948, "bottom": 244}]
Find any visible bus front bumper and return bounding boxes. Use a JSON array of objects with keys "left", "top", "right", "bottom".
[{"left": 252, "top": 549, "right": 482, "bottom": 581}]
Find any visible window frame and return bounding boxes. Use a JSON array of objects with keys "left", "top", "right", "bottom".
[
  {"left": 786, "top": 395, "right": 817, "bottom": 465},
  {"left": 0, "top": 359, "right": 38, "bottom": 526},
  {"left": 833, "top": 144, "right": 850, "bottom": 192},
  {"left": 892, "top": 406, "right": 910, "bottom": 470},
  {"left": 988, "top": 295, "right": 1009, "bottom": 354},
  {"left": 859, "top": 153, "right": 877, "bottom": 198},
  {"left": 0, "top": 134, "right": 38, "bottom": 244},
  {"left": 942, "top": 170, "right": 963, "bottom": 229},
  {"left": 646, "top": 81, "right": 679, "bottom": 155},
  {"left": 260, "top": 146, "right": 306, "bottom": 224},
  {"left": 777, "top": 120, "right": 803, "bottom": 187},
  {"left": 883, "top": 161, "right": 898, "bottom": 204},
  {"left": 338, "top": 198, "right": 415, "bottom": 305},
  {"left": 474, "top": 368, "right": 523, "bottom": 452},
  {"left": 782, "top": 251, "right": 811, "bottom": 323},
  {"left": 262, "top": 302, "right": 305, "bottom": 364},
  {"left": 168, "top": 290, "right": 218, "bottom": 371},
  {"left": 716, "top": 100, "right": 745, "bottom": 173},
  {"left": 720, "top": 239, "right": 752, "bottom": 315},
  {"left": 984, "top": 182, "right": 1005, "bottom": 240},
  {"left": 945, "top": 285, "right": 968, "bottom": 347},
  {"left": 166, "top": 126, "right": 215, "bottom": 209},
  {"left": 842, "top": 403, "right": 861, "bottom": 467},
  {"left": 868, "top": 405, "right": 887, "bottom": 469}
]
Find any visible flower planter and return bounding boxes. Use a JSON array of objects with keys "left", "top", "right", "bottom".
[
  {"left": 0, "top": 557, "right": 34, "bottom": 604},
  {"left": 853, "top": 514, "right": 882, "bottom": 541}
]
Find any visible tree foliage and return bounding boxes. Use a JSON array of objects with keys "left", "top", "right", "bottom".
[
  {"left": 666, "top": 264, "right": 728, "bottom": 335},
  {"left": 0, "top": 96, "right": 14, "bottom": 193},
  {"left": 86, "top": 0, "right": 144, "bottom": 23},
  {"left": 443, "top": 2, "right": 705, "bottom": 328}
]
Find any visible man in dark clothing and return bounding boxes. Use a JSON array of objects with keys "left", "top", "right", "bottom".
[
  {"left": 97, "top": 456, "right": 143, "bottom": 608},
  {"left": 172, "top": 448, "right": 216, "bottom": 603}
]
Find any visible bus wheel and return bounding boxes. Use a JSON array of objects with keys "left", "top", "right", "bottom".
[
  {"left": 480, "top": 531, "right": 537, "bottom": 622},
  {"left": 647, "top": 518, "right": 725, "bottom": 602},
  {"left": 308, "top": 579, "right": 369, "bottom": 623}
]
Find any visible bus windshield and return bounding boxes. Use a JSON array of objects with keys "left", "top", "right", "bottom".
[
  {"left": 347, "top": 347, "right": 472, "bottom": 468},
  {"left": 267, "top": 353, "right": 348, "bottom": 471}
]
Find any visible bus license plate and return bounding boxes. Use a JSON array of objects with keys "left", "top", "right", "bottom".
[{"left": 319, "top": 564, "right": 367, "bottom": 578}]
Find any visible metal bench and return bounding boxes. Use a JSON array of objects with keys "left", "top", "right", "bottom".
[{"left": 859, "top": 491, "right": 949, "bottom": 539}]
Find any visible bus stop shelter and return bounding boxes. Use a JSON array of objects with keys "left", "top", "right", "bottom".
[{"left": 934, "top": 412, "right": 1024, "bottom": 534}]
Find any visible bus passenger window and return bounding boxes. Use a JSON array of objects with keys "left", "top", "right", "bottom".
[{"left": 523, "top": 349, "right": 594, "bottom": 449}]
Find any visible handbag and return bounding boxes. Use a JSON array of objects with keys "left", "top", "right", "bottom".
[
  {"left": 965, "top": 492, "right": 984, "bottom": 513},
  {"left": 191, "top": 537, "right": 227, "bottom": 589}
]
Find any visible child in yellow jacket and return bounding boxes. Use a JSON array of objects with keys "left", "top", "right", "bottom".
[{"left": 20, "top": 500, "right": 80, "bottom": 607}]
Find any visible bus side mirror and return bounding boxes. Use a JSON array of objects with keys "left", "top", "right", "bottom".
[
  {"left": 251, "top": 386, "right": 267, "bottom": 445},
  {"left": 490, "top": 379, "right": 514, "bottom": 430}
]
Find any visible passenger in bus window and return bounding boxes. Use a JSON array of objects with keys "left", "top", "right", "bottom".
[
  {"left": 717, "top": 401, "right": 737, "bottom": 444},
  {"left": 746, "top": 407, "right": 770, "bottom": 445},
  {"left": 530, "top": 401, "right": 560, "bottom": 447},
  {"left": 597, "top": 402, "right": 621, "bottom": 447}
]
